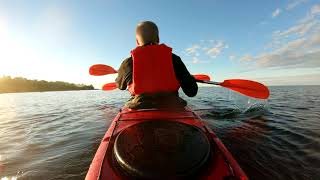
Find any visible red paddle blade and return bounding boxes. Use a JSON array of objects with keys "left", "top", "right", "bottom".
[
  {"left": 220, "top": 79, "right": 270, "bottom": 99},
  {"left": 89, "top": 64, "right": 117, "bottom": 76},
  {"left": 102, "top": 82, "right": 117, "bottom": 91},
  {"left": 193, "top": 74, "right": 211, "bottom": 81}
]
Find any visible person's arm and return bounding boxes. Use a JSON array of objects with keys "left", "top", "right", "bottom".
[
  {"left": 172, "top": 54, "right": 198, "bottom": 97},
  {"left": 115, "top": 57, "right": 133, "bottom": 90}
]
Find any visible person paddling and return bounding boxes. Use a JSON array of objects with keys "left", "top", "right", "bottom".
[{"left": 115, "top": 21, "right": 198, "bottom": 109}]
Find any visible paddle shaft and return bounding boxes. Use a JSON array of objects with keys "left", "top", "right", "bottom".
[{"left": 196, "top": 80, "right": 220, "bottom": 85}]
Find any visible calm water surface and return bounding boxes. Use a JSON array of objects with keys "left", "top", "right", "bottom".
[{"left": 0, "top": 86, "right": 319, "bottom": 180}]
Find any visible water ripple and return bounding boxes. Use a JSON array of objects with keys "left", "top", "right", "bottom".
[{"left": 0, "top": 87, "right": 319, "bottom": 179}]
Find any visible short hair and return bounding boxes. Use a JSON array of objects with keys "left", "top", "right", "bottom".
[{"left": 136, "top": 21, "right": 159, "bottom": 45}]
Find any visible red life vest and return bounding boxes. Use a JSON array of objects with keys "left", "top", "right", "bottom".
[{"left": 128, "top": 44, "right": 180, "bottom": 95}]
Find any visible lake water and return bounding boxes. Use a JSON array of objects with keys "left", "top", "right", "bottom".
[{"left": 0, "top": 86, "right": 319, "bottom": 180}]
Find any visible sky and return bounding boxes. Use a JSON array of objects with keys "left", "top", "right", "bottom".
[{"left": 0, "top": 0, "right": 319, "bottom": 88}]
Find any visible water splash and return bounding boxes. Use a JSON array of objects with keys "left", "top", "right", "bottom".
[
  {"left": 228, "top": 90, "right": 269, "bottom": 115},
  {"left": 193, "top": 91, "right": 269, "bottom": 120}
]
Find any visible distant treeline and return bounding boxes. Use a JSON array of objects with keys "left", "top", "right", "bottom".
[{"left": 0, "top": 76, "right": 95, "bottom": 93}]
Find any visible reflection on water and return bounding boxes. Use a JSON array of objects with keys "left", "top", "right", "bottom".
[
  {"left": 0, "top": 90, "right": 127, "bottom": 180},
  {"left": 0, "top": 86, "right": 320, "bottom": 179},
  {"left": 1, "top": 177, "right": 17, "bottom": 180}
]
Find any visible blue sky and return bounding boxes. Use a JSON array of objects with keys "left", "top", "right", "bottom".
[{"left": 0, "top": 0, "right": 319, "bottom": 88}]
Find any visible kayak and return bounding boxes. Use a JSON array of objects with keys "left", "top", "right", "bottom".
[{"left": 85, "top": 107, "right": 248, "bottom": 180}]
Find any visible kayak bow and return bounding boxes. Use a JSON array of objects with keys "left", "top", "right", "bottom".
[{"left": 86, "top": 107, "right": 248, "bottom": 180}]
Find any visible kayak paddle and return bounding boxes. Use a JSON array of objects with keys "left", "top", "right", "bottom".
[
  {"left": 90, "top": 64, "right": 269, "bottom": 99},
  {"left": 89, "top": 64, "right": 211, "bottom": 81},
  {"left": 89, "top": 64, "right": 117, "bottom": 76},
  {"left": 196, "top": 79, "right": 270, "bottom": 99},
  {"left": 193, "top": 74, "right": 211, "bottom": 81},
  {"left": 101, "top": 79, "right": 269, "bottom": 99},
  {"left": 102, "top": 82, "right": 117, "bottom": 91}
]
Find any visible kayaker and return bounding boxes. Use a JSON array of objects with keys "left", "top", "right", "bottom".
[{"left": 116, "top": 21, "right": 198, "bottom": 109}]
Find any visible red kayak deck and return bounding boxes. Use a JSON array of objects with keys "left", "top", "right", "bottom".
[{"left": 86, "top": 108, "right": 248, "bottom": 180}]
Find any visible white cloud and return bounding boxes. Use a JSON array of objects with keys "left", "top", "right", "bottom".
[
  {"left": 207, "top": 48, "right": 221, "bottom": 58},
  {"left": 269, "top": 4, "right": 320, "bottom": 50},
  {"left": 185, "top": 44, "right": 200, "bottom": 55},
  {"left": 286, "top": 0, "right": 308, "bottom": 10},
  {"left": 241, "top": 4, "right": 320, "bottom": 69},
  {"left": 273, "top": 20, "right": 316, "bottom": 39},
  {"left": 272, "top": 8, "right": 281, "bottom": 18},
  {"left": 256, "top": 38, "right": 317, "bottom": 67},
  {"left": 229, "top": 55, "right": 236, "bottom": 61},
  {"left": 239, "top": 54, "right": 253, "bottom": 62},
  {"left": 206, "top": 41, "right": 227, "bottom": 58},
  {"left": 254, "top": 73, "right": 320, "bottom": 86},
  {"left": 192, "top": 57, "right": 200, "bottom": 64},
  {"left": 311, "top": 4, "right": 320, "bottom": 16},
  {"left": 309, "top": 30, "right": 320, "bottom": 45},
  {"left": 245, "top": 33, "right": 320, "bottom": 68},
  {"left": 184, "top": 40, "right": 228, "bottom": 63}
]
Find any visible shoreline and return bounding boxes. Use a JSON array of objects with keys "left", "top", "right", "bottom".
[{"left": 0, "top": 89, "right": 99, "bottom": 95}]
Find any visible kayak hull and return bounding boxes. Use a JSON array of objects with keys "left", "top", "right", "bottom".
[{"left": 86, "top": 107, "right": 248, "bottom": 180}]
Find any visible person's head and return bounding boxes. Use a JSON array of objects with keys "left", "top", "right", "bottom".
[{"left": 136, "top": 21, "right": 159, "bottom": 46}]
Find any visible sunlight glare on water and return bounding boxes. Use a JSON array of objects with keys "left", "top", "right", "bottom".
[{"left": 1, "top": 177, "right": 17, "bottom": 180}]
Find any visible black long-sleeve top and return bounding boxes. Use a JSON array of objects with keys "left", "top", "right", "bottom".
[{"left": 115, "top": 53, "right": 198, "bottom": 97}]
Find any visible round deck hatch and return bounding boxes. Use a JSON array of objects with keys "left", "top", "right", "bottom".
[{"left": 113, "top": 120, "right": 211, "bottom": 179}]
